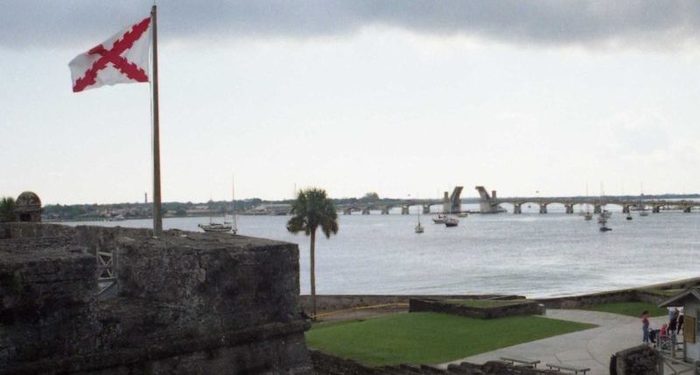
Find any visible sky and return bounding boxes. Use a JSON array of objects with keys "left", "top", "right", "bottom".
[{"left": 2, "top": 1, "right": 700, "bottom": 204}]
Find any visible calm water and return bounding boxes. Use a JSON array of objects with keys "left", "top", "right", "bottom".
[{"left": 70, "top": 205, "right": 700, "bottom": 298}]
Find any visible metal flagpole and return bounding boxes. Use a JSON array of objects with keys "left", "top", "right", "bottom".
[{"left": 151, "top": 5, "right": 163, "bottom": 236}]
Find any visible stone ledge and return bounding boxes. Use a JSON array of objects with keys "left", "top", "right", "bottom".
[
  {"left": 0, "top": 320, "right": 310, "bottom": 375},
  {"left": 409, "top": 298, "right": 544, "bottom": 319}
]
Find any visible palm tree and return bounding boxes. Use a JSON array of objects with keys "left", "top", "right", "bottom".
[
  {"left": 0, "top": 197, "right": 15, "bottom": 222},
  {"left": 286, "top": 188, "right": 338, "bottom": 319}
]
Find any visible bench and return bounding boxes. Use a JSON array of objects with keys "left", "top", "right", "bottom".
[
  {"left": 545, "top": 363, "right": 590, "bottom": 374},
  {"left": 500, "top": 356, "right": 540, "bottom": 368}
]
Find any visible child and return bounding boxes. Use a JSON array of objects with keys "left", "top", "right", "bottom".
[{"left": 641, "top": 310, "right": 650, "bottom": 344}]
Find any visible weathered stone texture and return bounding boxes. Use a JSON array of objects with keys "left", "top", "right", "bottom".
[
  {"left": 614, "top": 345, "right": 662, "bottom": 374},
  {"left": 409, "top": 298, "right": 544, "bottom": 319},
  {"left": 0, "top": 223, "right": 312, "bottom": 374},
  {"left": 0, "top": 237, "right": 97, "bottom": 368}
]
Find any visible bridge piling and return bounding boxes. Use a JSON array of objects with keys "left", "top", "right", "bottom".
[{"left": 513, "top": 203, "right": 522, "bottom": 214}]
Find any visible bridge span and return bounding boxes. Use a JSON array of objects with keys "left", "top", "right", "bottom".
[
  {"left": 476, "top": 186, "right": 700, "bottom": 214},
  {"left": 336, "top": 186, "right": 465, "bottom": 215}
]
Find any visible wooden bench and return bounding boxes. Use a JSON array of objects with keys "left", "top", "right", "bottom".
[
  {"left": 500, "top": 356, "right": 540, "bottom": 368},
  {"left": 545, "top": 363, "right": 590, "bottom": 374}
]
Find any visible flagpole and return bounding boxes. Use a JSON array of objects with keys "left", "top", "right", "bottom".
[{"left": 151, "top": 5, "right": 163, "bottom": 236}]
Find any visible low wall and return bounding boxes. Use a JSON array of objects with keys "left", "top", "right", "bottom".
[
  {"left": 409, "top": 298, "right": 544, "bottom": 319},
  {"left": 310, "top": 350, "right": 558, "bottom": 374},
  {"left": 299, "top": 294, "right": 523, "bottom": 313},
  {"left": 537, "top": 289, "right": 677, "bottom": 309},
  {"left": 536, "top": 290, "right": 639, "bottom": 309},
  {"left": 614, "top": 344, "right": 662, "bottom": 374},
  {"left": 0, "top": 222, "right": 312, "bottom": 374}
]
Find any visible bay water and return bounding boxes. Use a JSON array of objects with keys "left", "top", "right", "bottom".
[{"left": 70, "top": 204, "right": 700, "bottom": 298}]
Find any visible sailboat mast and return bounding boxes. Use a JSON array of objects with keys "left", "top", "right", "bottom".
[{"left": 232, "top": 174, "right": 237, "bottom": 229}]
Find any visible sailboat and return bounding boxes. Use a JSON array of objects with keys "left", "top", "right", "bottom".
[
  {"left": 638, "top": 184, "right": 649, "bottom": 217},
  {"left": 198, "top": 207, "right": 233, "bottom": 233},
  {"left": 226, "top": 178, "right": 238, "bottom": 234},
  {"left": 199, "top": 178, "right": 237, "bottom": 234},
  {"left": 444, "top": 216, "right": 459, "bottom": 227},
  {"left": 414, "top": 206, "right": 424, "bottom": 234},
  {"left": 583, "top": 184, "right": 593, "bottom": 221},
  {"left": 598, "top": 213, "right": 612, "bottom": 232}
]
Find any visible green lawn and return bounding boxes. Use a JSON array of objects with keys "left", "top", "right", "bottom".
[
  {"left": 583, "top": 301, "right": 667, "bottom": 317},
  {"left": 306, "top": 312, "right": 594, "bottom": 366}
]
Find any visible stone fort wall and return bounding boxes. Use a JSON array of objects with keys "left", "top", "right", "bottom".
[{"left": 0, "top": 222, "right": 312, "bottom": 374}]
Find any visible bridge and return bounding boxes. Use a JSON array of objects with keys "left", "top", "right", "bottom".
[
  {"left": 337, "top": 186, "right": 465, "bottom": 215},
  {"left": 476, "top": 186, "right": 700, "bottom": 214}
]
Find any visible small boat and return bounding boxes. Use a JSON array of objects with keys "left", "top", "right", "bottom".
[
  {"left": 626, "top": 212, "right": 632, "bottom": 220},
  {"left": 584, "top": 212, "right": 593, "bottom": 221},
  {"left": 415, "top": 206, "right": 424, "bottom": 234},
  {"left": 432, "top": 214, "right": 447, "bottom": 224},
  {"left": 444, "top": 216, "right": 459, "bottom": 227},
  {"left": 639, "top": 210, "right": 649, "bottom": 217},
  {"left": 200, "top": 177, "right": 238, "bottom": 234},
  {"left": 415, "top": 222, "right": 424, "bottom": 233},
  {"left": 598, "top": 214, "right": 612, "bottom": 232},
  {"left": 457, "top": 212, "right": 468, "bottom": 218},
  {"left": 198, "top": 222, "right": 234, "bottom": 233}
]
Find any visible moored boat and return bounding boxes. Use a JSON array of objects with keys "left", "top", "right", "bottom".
[
  {"left": 444, "top": 216, "right": 459, "bottom": 227},
  {"left": 432, "top": 214, "right": 447, "bottom": 224},
  {"left": 415, "top": 222, "right": 424, "bottom": 233},
  {"left": 198, "top": 222, "right": 234, "bottom": 233}
]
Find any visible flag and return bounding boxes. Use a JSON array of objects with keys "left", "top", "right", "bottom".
[{"left": 69, "top": 16, "right": 151, "bottom": 93}]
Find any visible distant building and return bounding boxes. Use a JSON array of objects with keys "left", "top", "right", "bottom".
[{"left": 250, "top": 204, "right": 291, "bottom": 215}]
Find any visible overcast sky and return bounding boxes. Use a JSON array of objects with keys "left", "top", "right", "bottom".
[{"left": 3, "top": 1, "right": 700, "bottom": 204}]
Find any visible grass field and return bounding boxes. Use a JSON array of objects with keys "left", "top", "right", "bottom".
[
  {"left": 306, "top": 312, "right": 595, "bottom": 366},
  {"left": 583, "top": 301, "right": 667, "bottom": 317}
]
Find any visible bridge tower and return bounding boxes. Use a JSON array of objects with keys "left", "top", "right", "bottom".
[
  {"left": 441, "top": 186, "right": 463, "bottom": 213},
  {"left": 475, "top": 186, "right": 503, "bottom": 214}
]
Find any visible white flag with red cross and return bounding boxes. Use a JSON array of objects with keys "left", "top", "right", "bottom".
[{"left": 69, "top": 16, "right": 151, "bottom": 93}]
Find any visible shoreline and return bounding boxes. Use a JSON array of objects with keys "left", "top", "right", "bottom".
[{"left": 300, "top": 275, "right": 700, "bottom": 314}]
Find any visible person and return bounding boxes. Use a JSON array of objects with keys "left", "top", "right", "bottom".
[
  {"left": 641, "top": 310, "right": 650, "bottom": 344},
  {"left": 677, "top": 313, "right": 684, "bottom": 335},
  {"left": 660, "top": 323, "right": 668, "bottom": 338},
  {"left": 669, "top": 308, "right": 679, "bottom": 336}
]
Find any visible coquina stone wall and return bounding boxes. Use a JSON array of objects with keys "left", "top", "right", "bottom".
[
  {"left": 310, "top": 350, "right": 559, "bottom": 374},
  {"left": 299, "top": 294, "right": 523, "bottom": 314},
  {"left": 0, "top": 222, "right": 312, "bottom": 374},
  {"left": 613, "top": 345, "right": 662, "bottom": 374},
  {"left": 408, "top": 298, "right": 545, "bottom": 319}
]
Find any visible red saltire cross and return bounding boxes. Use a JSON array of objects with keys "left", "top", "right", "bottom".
[{"left": 72, "top": 17, "right": 151, "bottom": 93}]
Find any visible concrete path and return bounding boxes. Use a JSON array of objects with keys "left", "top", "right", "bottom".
[{"left": 439, "top": 309, "right": 667, "bottom": 375}]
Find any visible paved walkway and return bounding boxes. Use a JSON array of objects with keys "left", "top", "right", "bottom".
[{"left": 439, "top": 309, "right": 667, "bottom": 375}]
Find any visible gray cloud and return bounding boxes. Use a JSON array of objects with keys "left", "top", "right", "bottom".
[{"left": 2, "top": 1, "right": 700, "bottom": 49}]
